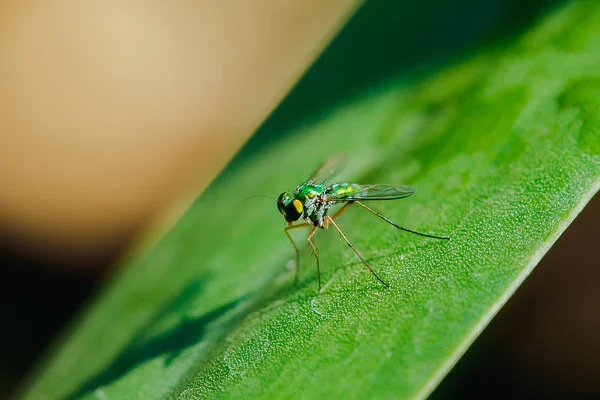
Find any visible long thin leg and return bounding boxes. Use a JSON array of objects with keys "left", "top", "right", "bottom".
[
  {"left": 355, "top": 201, "right": 449, "bottom": 240},
  {"left": 306, "top": 226, "right": 321, "bottom": 290},
  {"left": 284, "top": 223, "right": 311, "bottom": 284},
  {"left": 330, "top": 201, "right": 354, "bottom": 221},
  {"left": 325, "top": 216, "right": 390, "bottom": 288}
]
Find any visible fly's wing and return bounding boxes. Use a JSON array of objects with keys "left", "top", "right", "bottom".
[
  {"left": 308, "top": 153, "right": 348, "bottom": 182},
  {"left": 330, "top": 184, "right": 416, "bottom": 201}
]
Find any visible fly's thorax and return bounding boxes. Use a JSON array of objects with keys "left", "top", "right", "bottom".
[
  {"left": 293, "top": 183, "right": 330, "bottom": 226},
  {"left": 294, "top": 183, "right": 326, "bottom": 201}
]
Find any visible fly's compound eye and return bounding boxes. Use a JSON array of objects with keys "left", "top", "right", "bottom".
[
  {"left": 292, "top": 199, "right": 303, "bottom": 214},
  {"left": 277, "top": 192, "right": 292, "bottom": 215},
  {"left": 276, "top": 192, "right": 303, "bottom": 222},
  {"left": 284, "top": 199, "right": 303, "bottom": 222}
]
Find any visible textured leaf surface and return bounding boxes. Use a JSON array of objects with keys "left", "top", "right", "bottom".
[{"left": 20, "top": 2, "right": 600, "bottom": 399}]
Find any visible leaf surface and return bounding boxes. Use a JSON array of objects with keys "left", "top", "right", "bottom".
[{"left": 20, "top": 2, "right": 600, "bottom": 399}]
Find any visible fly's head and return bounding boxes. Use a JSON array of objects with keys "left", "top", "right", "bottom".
[{"left": 277, "top": 192, "right": 303, "bottom": 224}]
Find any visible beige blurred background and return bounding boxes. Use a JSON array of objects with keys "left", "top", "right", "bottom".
[
  {"left": 1, "top": 1, "right": 597, "bottom": 399},
  {"left": 0, "top": 1, "right": 360, "bottom": 267}
]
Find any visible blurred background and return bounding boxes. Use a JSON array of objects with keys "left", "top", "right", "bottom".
[{"left": 1, "top": 0, "right": 598, "bottom": 398}]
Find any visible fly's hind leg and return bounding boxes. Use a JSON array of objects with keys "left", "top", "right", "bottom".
[
  {"left": 355, "top": 201, "right": 449, "bottom": 240},
  {"left": 330, "top": 201, "right": 354, "bottom": 222}
]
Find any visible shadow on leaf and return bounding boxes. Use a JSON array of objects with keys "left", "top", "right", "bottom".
[{"left": 66, "top": 278, "right": 246, "bottom": 399}]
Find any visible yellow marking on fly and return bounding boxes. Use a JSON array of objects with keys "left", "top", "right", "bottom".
[{"left": 292, "top": 199, "right": 303, "bottom": 213}]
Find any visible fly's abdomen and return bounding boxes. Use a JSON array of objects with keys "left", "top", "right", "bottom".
[{"left": 329, "top": 183, "right": 358, "bottom": 201}]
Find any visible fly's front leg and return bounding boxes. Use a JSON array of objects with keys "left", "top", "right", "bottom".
[
  {"left": 306, "top": 226, "right": 321, "bottom": 291},
  {"left": 284, "top": 223, "right": 310, "bottom": 285}
]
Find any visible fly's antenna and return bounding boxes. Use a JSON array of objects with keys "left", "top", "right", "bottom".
[{"left": 235, "top": 195, "right": 276, "bottom": 210}]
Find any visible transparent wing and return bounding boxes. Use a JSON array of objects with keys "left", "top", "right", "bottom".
[
  {"left": 309, "top": 153, "right": 348, "bottom": 181},
  {"left": 330, "top": 184, "right": 416, "bottom": 201}
]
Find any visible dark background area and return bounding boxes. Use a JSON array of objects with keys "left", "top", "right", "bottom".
[{"left": 3, "top": 0, "right": 598, "bottom": 398}]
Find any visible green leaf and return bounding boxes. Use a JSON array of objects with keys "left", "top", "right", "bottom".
[{"left": 20, "top": 2, "right": 600, "bottom": 399}]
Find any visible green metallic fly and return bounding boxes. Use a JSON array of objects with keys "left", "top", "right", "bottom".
[{"left": 276, "top": 154, "right": 449, "bottom": 291}]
